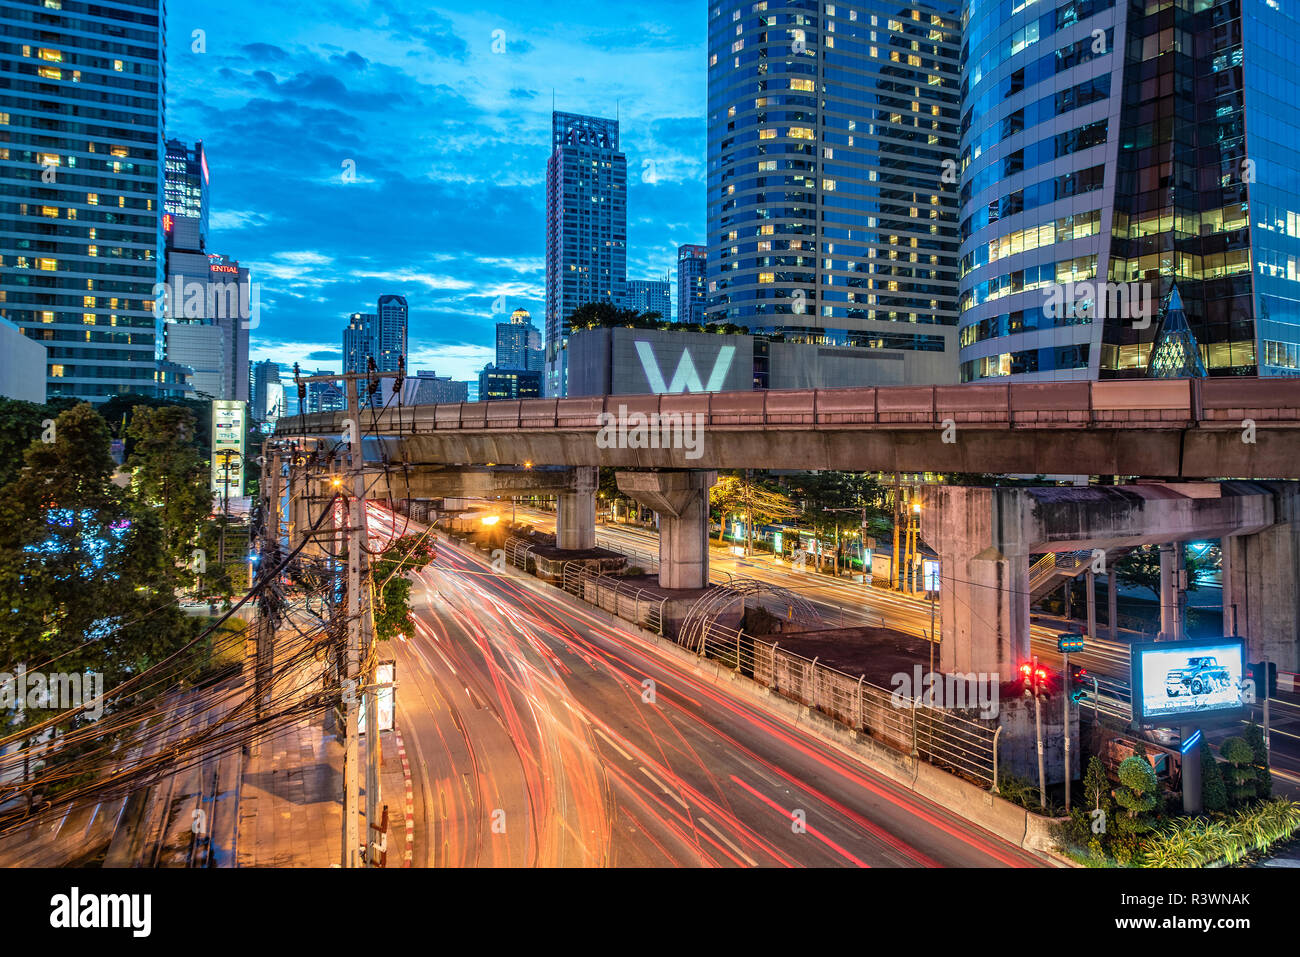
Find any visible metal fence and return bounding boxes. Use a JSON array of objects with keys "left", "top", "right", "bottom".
[
  {"left": 695, "top": 619, "right": 998, "bottom": 787},
  {"left": 560, "top": 563, "right": 669, "bottom": 636}
]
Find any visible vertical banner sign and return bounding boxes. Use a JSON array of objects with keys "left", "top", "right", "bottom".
[
  {"left": 359, "top": 661, "right": 396, "bottom": 734},
  {"left": 211, "top": 400, "right": 247, "bottom": 499}
]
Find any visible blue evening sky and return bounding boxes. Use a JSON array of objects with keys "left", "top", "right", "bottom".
[{"left": 166, "top": 0, "right": 706, "bottom": 381}]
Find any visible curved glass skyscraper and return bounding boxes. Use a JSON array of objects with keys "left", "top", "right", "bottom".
[
  {"left": 706, "top": 1, "right": 963, "bottom": 371},
  {"left": 957, "top": 0, "right": 1300, "bottom": 382}
]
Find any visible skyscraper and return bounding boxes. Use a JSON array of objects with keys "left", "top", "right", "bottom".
[
  {"left": 545, "top": 111, "right": 628, "bottom": 395},
  {"left": 250, "top": 360, "right": 283, "bottom": 424},
  {"left": 161, "top": 140, "right": 250, "bottom": 402},
  {"left": 706, "top": 2, "right": 962, "bottom": 377},
  {"left": 342, "top": 312, "right": 375, "bottom": 375},
  {"left": 956, "top": 0, "right": 1300, "bottom": 381},
  {"left": 375, "top": 294, "right": 408, "bottom": 374},
  {"left": 625, "top": 278, "right": 672, "bottom": 320},
  {"left": 495, "top": 308, "right": 543, "bottom": 371},
  {"left": 0, "top": 0, "right": 169, "bottom": 402},
  {"left": 677, "top": 244, "right": 708, "bottom": 325},
  {"left": 164, "top": 139, "right": 208, "bottom": 254}
]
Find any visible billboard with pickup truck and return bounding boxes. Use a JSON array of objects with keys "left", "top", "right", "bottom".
[{"left": 1130, "top": 638, "right": 1247, "bottom": 726}]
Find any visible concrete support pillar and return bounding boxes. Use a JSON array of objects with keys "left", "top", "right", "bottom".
[
  {"left": 1086, "top": 569, "right": 1097, "bottom": 640},
  {"left": 1221, "top": 534, "right": 1236, "bottom": 637},
  {"left": 938, "top": 548, "right": 1030, "bottom": 679},
  {"left": 1159, "top": 543, "right": 1178, "bottom": 640},
  {"left": 615, "top": 470, "right": 717, "bottom": 590},
  {"left": 1108, "top": 567, "right": 1119, "bottom": 641},
  {"left": 1226, "top": 484, "right": 1300, "bottom": 671},
  {"left": 555, "top": 466, "right": 597, "bottom": 551}
]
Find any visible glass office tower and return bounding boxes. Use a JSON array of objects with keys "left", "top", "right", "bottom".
[
  {"left": 706, "top": 0, "right": 963, "bottom": 371},
  {"left": 957, "top": 0, "right": 1300, "bottom": 381},
  {"left": 0, "top": 0, "right": 168, "bottom": 401},
  {"left": 677, "top": 243, "right": 708, "bottom": 324},
  {"left": 544, "top": 111, "right": 628, "bottom": 396},
  {"left": 625, "top": 277, "right": 672, "bottom": 319}
]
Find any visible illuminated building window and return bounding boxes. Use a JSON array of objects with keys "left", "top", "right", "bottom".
[
  {"left": 50, "top": 365, "right": 64, "bottom": 377},
  {"left": 38, "top": 258, "right": 57, "bottom": 271}
]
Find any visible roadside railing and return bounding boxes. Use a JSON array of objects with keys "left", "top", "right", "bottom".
[
  {"left": 560, "top": 563, "right": 669, "bottom": 636},
  {"left": 694, "top": 618, "right": 997, "bottom": 787}
]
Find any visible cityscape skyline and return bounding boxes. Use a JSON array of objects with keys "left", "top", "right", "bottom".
[{"left": 164, "top": 0, "right": 707, "bottom": 384}]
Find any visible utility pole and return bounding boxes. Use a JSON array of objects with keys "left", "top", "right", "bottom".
[
  {"left": 892, "top": 473, "right": 901, "bottom": 591},
  {"left": 342, "top": 373, "right": 364, "bottom": 869}
]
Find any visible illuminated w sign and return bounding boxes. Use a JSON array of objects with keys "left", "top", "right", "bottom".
[{"left": 634, "top": 341, "right": 736, "bottom": 393}]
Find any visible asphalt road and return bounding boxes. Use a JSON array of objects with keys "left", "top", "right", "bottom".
[
  {"left": 510, "top": 507, "right": 1300, "bottom": 794},
  {"left": 367, "top": 506, "right": 1043, "bottom": 867}
]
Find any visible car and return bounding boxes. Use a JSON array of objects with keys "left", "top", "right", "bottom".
[{"left": 1165, "top": 656, "right": 1231, "bottom": 697}]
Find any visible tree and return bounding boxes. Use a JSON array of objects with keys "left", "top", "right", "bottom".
[
  {"left": 0, "top": 404, "right": 200, "bottom": 732},
  {"left": 1243, "top": 720, "right": 1272, "bottom": 800},
  {"left": 1220, "top": 736, "right": 1257, "bottom": 806},
  {"left": 1112, "top": 755, "right": 1159, "bottom": 834},
  {"left": 786, "top": 472, "right": 886, "bottom": 572},
  {"left": 1113, "top": 544, "right": 1211, "bottom": 599},
  {"left": 370, "top": 535, "right": 436, "bottom": 642},
  {"left": 1200, "top": 740, "right": 1229, "bottom": 813},
  {"left": 126, "top": 405, "right": 212, "bottom": 571},
  {"left": 709, "top": 472, "right": 798, "bottom": 548}
]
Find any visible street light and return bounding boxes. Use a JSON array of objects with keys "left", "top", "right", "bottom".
[{"left": 480, "top": 514, "right": 500, "bottom": 526}]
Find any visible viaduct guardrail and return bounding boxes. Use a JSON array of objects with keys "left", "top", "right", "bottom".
[{"left": 277, "top": 378, "right": 1300, "bottom": 478}]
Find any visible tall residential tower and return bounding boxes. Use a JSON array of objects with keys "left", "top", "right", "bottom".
[
  {"left": 544, "top": 111, "right": 628, "bottom": 395},
  {"left": 0, "top": 0, "right": 169, "bottom": 402},
  {"left": 706, "top": 1, "right": 963, "bottom": 380}
]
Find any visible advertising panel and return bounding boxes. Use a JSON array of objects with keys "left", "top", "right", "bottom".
[
  {"left": 1129, "top": 638, "right": 1247, "bottom": 726},
  {"left": 211, "top": 399, "right": 246, "bottom": 500}
]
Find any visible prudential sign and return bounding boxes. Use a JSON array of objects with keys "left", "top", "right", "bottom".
[{"left": 634, "top": 340, "right": 736, "bottom": 393}]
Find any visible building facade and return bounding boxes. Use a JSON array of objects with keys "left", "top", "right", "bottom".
[
  {"left": 0, "top": 0, "right": 169, "bottom": 402},
  {"left": 566, "top": 324, "right": 956, "bottom": 396},
  {"left": 250, "top": 359, "right": 283, "bottom": 423},
  {"left": 163, "top": 138, "right": 208, "bottom": 252},
  {"left": 375, "top": 294, "right": 408, "bottom": 374},
  {"left": 495, "top": 307, "right": 544, "bottom": 371},
  {"left": 478, "top": 364, "right": 542, "bottom": 401},
  {"left": 706, "top": 1, "right": 963, "bottom": 386},
  {"left": 677, "top": 244, "right": 708, "bottom": 325},
  {"left": 544, "top": 112, "right": 628, "bottom": 395},
  {"left": 404, "top": 369, "right": 469, "bottom": 405},
  {"left": 342, "top": 311, "right": 375, "bottom": 375},
  {"left": 625, "top": 278, "right": 673, "bottom": 320},
  {"left": 956, "top": 0, "right": 1300, "bottom": 382}
]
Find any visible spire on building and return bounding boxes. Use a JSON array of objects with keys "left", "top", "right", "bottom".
[{"left": 1146, "top": 286, "right": 1207, "bottom": 378}]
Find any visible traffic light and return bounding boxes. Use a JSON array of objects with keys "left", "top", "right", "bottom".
[
  {"left": 1018, "top": 661, "right": 1054, "bottom": 698},
  {"left": 1057, "top": 633, "right": 1086, "bottom": 653},
  {"left": 1068, "top": 663, "right": 1088, "bottom": 703},
  {"left": 1246, "top": 661, "right": 1278, "bottom": 700}
]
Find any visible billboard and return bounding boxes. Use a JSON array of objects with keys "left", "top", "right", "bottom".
[
  {"left": 1130, "top": 638, "right": 1247, "bottom": 726},
  {"left": 211, "top": 399, "right": 246, "bottom": 500}
]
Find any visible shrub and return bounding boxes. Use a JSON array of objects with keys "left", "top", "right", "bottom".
[
  {"left": 1220, "top": 736, "right": 1256, "bottom": 807},
  {"left": 1243, "top": 720, "right": 1272, "bottom": 800},
  {"left": 1200, "top": 741, "right": 1228, "bottom": 813},
  {"left": 1113, "top": 756, "right": 1159, "bottom": 835}
]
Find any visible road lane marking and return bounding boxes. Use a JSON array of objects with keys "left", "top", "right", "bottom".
[
  {"left": 699, "top": 816, "right": 757, "bottom": 867},
  {"left": 639, "top": 767, "right": 688, "bottom": 809},
  {"left": 594, "top": 727, "right": 633, "bottom": 762}
]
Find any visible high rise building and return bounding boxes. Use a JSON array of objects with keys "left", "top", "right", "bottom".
[
  {"left": 163, "top": 139, "right": 208, "bottom": 254},
  {"left": 342, "top": 312, "right": 375, "bottom": 375},
  {"left": 404, "top": 369, "right": 469, "bottom": 405},
  {"left": 626, "top": 278, "right": 673, "bottom": 320},
  {"left": 0, "top": 0, "right": 169, "bottom": 402},
  {"left": 478, "top": 364, "right": 542, "bottom": 401},
  {"left": 251, "top": 360, "right": 283, "bottom": 423},
  {"left": 375, "top": 294, "right": 408, "bottom": 374},
  {"left": 677, "top": 244, "right": 708, "bottom": 325},
  {"left": 305, "top": 372, "right": 345, "bottom": 413},
  {"left": 495, "top": 307, "right": 543, "bottom": 371},
  {"left": 545, "top": 111, "right": 628, "bottom": 395},
  {"left": 706, "top": 2, "right": 962, "bottom": 381},
  {"left": 957, "top": 0, "right": 1300, "bottom": 381}
]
